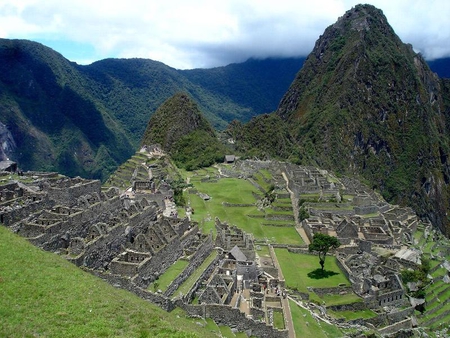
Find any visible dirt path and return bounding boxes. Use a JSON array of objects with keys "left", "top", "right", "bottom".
[{"left": 281, "top": 172, "right": 310, "bottom": 245}]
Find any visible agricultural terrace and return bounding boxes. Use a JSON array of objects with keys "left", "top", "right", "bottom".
[{"left": 412, "top": 224, "right": 450, "bottom": 330}]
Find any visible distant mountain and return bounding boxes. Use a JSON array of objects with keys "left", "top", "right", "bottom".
[
  {"left": 428, "top": 57, "right": 450, "bottom": 78},
  {"left": 234, "top": 4, "right": 450, "bottom": 234},
  {"left": 182, "top": 57, "right": 306, "bottom": 121},
  {"left": 0, "top": 39, "right": 134, "bottom": 179},
  {"left": 141, "top": 92, "right": 225, "bottom": 170},
  {"left": 0, "top": 38, "right": 303, "bottom": 179}
]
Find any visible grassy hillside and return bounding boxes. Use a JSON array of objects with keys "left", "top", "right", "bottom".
[{"left": 0, "top": 226, "right": 216, "bottom": 338}]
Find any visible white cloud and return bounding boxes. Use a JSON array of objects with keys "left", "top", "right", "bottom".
[{"left": 0, "top": 0, "right": 449, "bottom": 68}]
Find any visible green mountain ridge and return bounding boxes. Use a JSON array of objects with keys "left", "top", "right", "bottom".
[
  {"left": 270, "top": 4, "right": 450, "bottom": 234},
  {"left": 0, "top": 38, "right": 303, "bottom": 179}
]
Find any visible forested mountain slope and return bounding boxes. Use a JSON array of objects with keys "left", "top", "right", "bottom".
[
  {"left": 0, "top": 38, "right": 302, "bottom": 180},
  {"left": 275, "top": 4, "right": 450, "bottom": 234}
]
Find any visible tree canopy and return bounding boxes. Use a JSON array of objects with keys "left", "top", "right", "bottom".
[{"left": 308, "top": 233, "right": 341, "bottom": 271}]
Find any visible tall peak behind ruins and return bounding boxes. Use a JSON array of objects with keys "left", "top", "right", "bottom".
[{"left": 274, "top": 4, "right": 450, "bottom": 234}]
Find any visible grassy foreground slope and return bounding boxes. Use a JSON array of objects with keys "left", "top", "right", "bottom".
[{"left": 0, "top": 226, "right": 216, "bottom": 338}]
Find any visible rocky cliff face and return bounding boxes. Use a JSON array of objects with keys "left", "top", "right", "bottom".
[
  {"left": 0, "top": 122, "right": 16, "bottom": 161},
  {"left": 276, "top": 4, "right": 450, "bottom": 234}
]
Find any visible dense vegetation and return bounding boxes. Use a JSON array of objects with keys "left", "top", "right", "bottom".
[
  {"left": 0, "top": 38, "right": 302, "bottom": 180},
  {"left": 226, "top": 114, "right": 296, "bottom": 161},
  {"left": 141, "top": 92, "right": 226, "bottom": 170},
  {"left": 233, "top": 5, "right": 450, "bottom": 235}
]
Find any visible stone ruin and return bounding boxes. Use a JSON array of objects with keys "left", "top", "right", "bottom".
[
  {"left": 191, "top": 218, "right": 288, "bottom": 332},
  {"left": 281, "top": 164, "right": 427, "bottom": 333},
  {"left": 0, "top": 155, "right": 290, "bottom": 337},
  {"left": 0, "top": 155, "right": 440, "bottom": 337}
]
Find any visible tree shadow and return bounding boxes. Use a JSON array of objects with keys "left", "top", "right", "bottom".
[{"left": 307, "top": 268, "right": 339, "bottom": 280}]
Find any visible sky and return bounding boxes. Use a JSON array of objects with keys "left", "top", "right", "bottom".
[{"left": 1, "top": 0, "right": 449, "bottom": 69}]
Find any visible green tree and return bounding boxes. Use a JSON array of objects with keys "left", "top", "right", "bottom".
[
  {"left": 308, "top": 233, "right": 341, "bottom": 271},
  {"left": 298, "top": 205, "right": 309, "bottom": 221},
  {"left": 169, "top": 178, "right": 192, "bottom": 207}
]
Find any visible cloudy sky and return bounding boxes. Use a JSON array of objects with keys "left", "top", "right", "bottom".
[{"left": 1, "top": 0, "right": 449, "bottom": 69}]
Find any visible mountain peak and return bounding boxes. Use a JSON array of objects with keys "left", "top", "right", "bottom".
[
  {"left": 334, "top": 4, "right": 387, "bottom": 32},
  {"left": 275, "top": 4, "right": 450, "bottom": 234},
  {"left": 140, "top": 92, "right": 214, "bottom": 152},
  {"left": 140, "top": 92, "right": 225, "bottom": 170}
]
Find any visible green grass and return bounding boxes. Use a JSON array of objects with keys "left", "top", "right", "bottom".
[
  {"left": 275, "top": 249, "right": 351, "bottom": 305},
  {"left": 186, "top": 177, "right": 303, "bottom": 245},
  {"left": 219, "top": 325, "right": 237, "bottom": 337},
  {"left": 289, "top": 300, "right": 343, "bottom": 337},
  {"left": 273, "top": 311, "right": 285, "bottom": 330},
  {"left": 256, "top": 244, "right": 271, "bottom": 257},
  {"left": 329, "top": 309, "right": 378, "bottom": 321},
  {"left": 261, "top": 226, "right": 303, "bottom": 245},
  {"left": 0, "top": 226, "right": 215, "bottom": 338},
  {"left": 149, "top": 259, "right": 189, "bottom": 292},
  {"left": 319, "top": 294, "right": 362, "bottom": 306},
  {"left": 200, "top": 318, "right": 221, "bottom": 336},
  {"left": 177, "top": 251, "right": 217, "bottom": 296},
  {"left": 252, "top": 171, "right": 272, "bottom": 192},
  {"left": 275, "top": 249, "right": 350, "bottom": 291}
]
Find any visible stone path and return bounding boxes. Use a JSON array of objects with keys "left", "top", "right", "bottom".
[
  {"left": 281, "top": 172, "right": 310, "bottom": 245},
  {"left": 281, "top": 296, "right": 296, "bottom": 338},
  {"left": 269, "top": 245, "right": 295, "bottom": 337}
]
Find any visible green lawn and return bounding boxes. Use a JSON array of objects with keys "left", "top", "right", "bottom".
[
  {"left": 275, "top": 249, "right": 352, "bottom": 305},
  {"left": 329, "top": 309, "right": 378, "bottom": 321},
  {"left": 0, "top": 226, "right": 216, "bottom": 338},
  {"left": 149, "top": 259, "right": 189, "bottom": 292},
  {"left": 185, "top": 177, "right": 303, "bottom": 245},
  {"left": 289, "top": 300, "right": 343, "bottom": 337},
  {"left": 177, "top": 251, "right": 217, "bottom": 296},
  {"left": 256, "top": 244, "right": 271, "bottom": 257},
  {"left": 275, "top": 249, "right": 350, "bottom": 291},
  {"left": 319, "top": 293, "right": 362, "bottom": 306},
  {"left": 273, "top": 311, "right": 285, "bottom": 330}
]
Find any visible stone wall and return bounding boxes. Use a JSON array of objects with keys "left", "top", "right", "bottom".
[
  {"left": 134, "top": 226, "right": 200, "bottom": 288},
  {"left": 310, "top": 209, "right": 355, "bottom": 217},
  {"left": 1, "top": 197, "right": 54, "bottom": 226},
  {"left": 223, "top": 202, "right": 255, "bottom": 207},
  {"left": 335, "top": 255, "right": 352, "bottom": 280},
  {"left": 377, "top": 289, "right": 405, "bottom": 307},
  {"left": 47, "top": 180, "right": 101, "bottom": 207},
  {"left": 184, "top": 255, "right": 220, "bottom": 302},
  {"left": 327, "top": 301, "right": 368, "bottom": 312},
  {"left": 312, "top": 286, "right": 355, "bottom": 297},
  {"left": 165, "top": 234, "right": 214, "bottom": 297},
  {"left": 386, "top": 307, "right": 414, "bottom": 323},
  {"left": 265, "top": 215, "right": 295, "bottom": 222},
  {"left": 178, "top": 303, "right": 289, "bottom": 338},
  {"left": 377, "top": 318, "right": 412, "bottom": 335}
]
